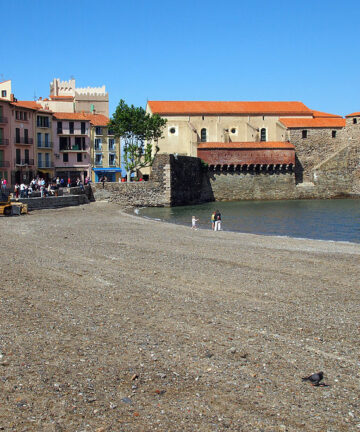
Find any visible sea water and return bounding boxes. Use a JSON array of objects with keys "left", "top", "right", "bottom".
[{"left": 139, "top": 199, "right": 360, "bottom": 243}]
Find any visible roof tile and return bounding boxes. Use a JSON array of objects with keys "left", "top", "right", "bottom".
[
  {"left": 197, "top": 141, "right": 295, "bottom": 149},
  {"left": 279, "top": 118, "right": 345, "bottom": 128}
]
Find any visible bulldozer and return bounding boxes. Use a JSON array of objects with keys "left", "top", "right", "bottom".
[{"left": 0, "top": 191, "right": 28, "bottom": 216}]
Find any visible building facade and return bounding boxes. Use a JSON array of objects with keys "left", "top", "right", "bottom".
[
  {"left": 89, "top": 115, "right": 121, "bottom": 182},
  {"left": 53, "top": 113, "right": 91, "bottom": 184}
]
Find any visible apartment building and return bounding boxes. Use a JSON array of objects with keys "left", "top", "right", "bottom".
[
  {"left": 53, "top": 113, "right": 92, "bottom": 184},
  {"left": 89, "top": 115, "right": 121, "bottom": 182}
]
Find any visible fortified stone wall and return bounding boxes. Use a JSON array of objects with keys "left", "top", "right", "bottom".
[
  {"left": 289, "top": 127, "right": 346, "bottom": 181},
  {"left": 12, "top": 195, "right": 89, "bottom": 210},
  {"left": 209, "top": 171, "right": 296, "bottom": 201}
]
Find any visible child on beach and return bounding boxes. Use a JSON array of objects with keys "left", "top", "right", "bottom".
[{"left": 191, "top": 216, "right": 199, "bottom": 230}]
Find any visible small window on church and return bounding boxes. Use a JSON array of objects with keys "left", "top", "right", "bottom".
[
  {"left": 169, "top": 127, "right": 176, "bottom": 134},
  {"left": 231, "top": 128, "right": 236, "bottom": 134},
  {"left": 332, "top": 130, "right": 336, "bottom": 138},
  {"left": 353, "top": 118, "right": 357, "bottom": 124},
  {"left": 260, "top": 128, "right": 266, "bottom": 141},
  {"left": 302, "top": 130, "right": 308, "bottom": 139},
  {"left": 201, "top": 128, "right": 207, "bottom": 142}
]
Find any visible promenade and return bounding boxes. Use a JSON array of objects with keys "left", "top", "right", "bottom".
[{"left": 1, "top": 202, "right": 359, "bottom": 431}]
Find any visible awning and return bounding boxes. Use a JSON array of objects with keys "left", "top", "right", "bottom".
[{"left": 92, "top": 168, "right": 122, "bottom": 172}]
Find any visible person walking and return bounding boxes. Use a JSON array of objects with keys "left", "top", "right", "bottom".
[
  {"left": 14, "top": 183, "right": 19, "bottom": 199},
  {"left": 214, "top": 209, "right": 222, "bottom": 231}
]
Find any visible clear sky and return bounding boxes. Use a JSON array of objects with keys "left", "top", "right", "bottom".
[{"left": 1, "top": 0, "right": 359, "bottom": 117}]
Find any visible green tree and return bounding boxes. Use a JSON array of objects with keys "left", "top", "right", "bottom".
[{"left": 109, "top": 100, "right": 167, "bottom": 180}]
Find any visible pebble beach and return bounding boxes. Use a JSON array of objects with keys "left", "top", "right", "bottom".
[{"left": 1, "top": 202, "right": 359, "bottom": 431}]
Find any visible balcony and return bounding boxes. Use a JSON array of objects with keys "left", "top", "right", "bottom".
[
  {"left": 0, "top": 116, "right": 8, "bottom": 124},
  {"left": 15, "top": 159, "right": 34, "bottom": 166},
  {"left": 0, "top": 160, "right": 10, "bottom": 167},
  {"left": 0, "top": 138, "right": 9, "bottom": 146},
  {"left": 14, "top": 137, "right": 33, "bottom": 145},
  {"left": 37, "top": 142, "right": 53, "bottom": 149},
  {"left": 60, "top": 145, "right": 88, "bottom": 152},
  {"left": 37, "top": 161, "right": 54, "bottom": 169},
  {"left": 57, "top": 129, "right": 88, "bottom": 135}
]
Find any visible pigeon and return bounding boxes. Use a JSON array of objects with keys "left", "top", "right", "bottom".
[{"left": 302, "top": 371, "right": 324, "bottom": 386}]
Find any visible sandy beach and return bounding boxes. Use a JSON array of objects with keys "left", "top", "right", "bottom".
[{"left": 0, "top": 202, "right": 359, "bottom": 431}]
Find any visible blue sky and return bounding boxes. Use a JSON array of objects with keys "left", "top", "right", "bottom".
[{"left": 1, "top": 0, "right": 359, "bottom": 116}]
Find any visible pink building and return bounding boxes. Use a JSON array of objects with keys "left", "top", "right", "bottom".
[
  {"left": 53, "top": 112, "right": 91, "bottom": 183},
  {"left": 0, "top": 98, "right": 11, "bottom": 184},
  {"left": 10, "top": 101, "right": 36, "bottom": 185}
]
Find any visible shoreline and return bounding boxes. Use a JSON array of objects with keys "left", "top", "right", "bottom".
[{"left": 1, "top": 202, "right": 359, "bottom": 431}]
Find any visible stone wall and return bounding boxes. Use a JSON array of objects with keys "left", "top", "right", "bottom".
[
  {"left": 209, "top": 171, "right": 296, "bottom": 201},
  {"left": 289, "top": 127, "right": 346, "bottom": 182},
  {"left": 12, "top": 195, "right": 89, "bottom": 210}
]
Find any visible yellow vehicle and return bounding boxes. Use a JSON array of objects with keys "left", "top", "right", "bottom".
[
  {"left": 0, "top": 194, "right": 13, "bottom": 216},
  {"left": 0, "top": 192, "right": 28, "bottom": 216}
]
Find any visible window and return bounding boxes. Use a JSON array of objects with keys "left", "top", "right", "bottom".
[
  {"left": 108, "top": 128, "right": 114, "bottom": 135},
  {"left": 169, "top": 127, "right": 176, "bottom": 134},
  {"left": 231, "top": 128, "right": 236, "bottom": 134},
  {"left": 109, "top": 153, "right": 116, "bottom": 166},
  {"left": 108, "top": 138, "right": 115, "bottom": 150},
  {"left": 202, "top": 116, "right": 205, "bottom": 121},
  {"left": 24, "top": 129, "right": 29, "bottom": 144},
  {"left": 260, "top": 128, "right": 267, "bottom": 142},
  {"left": 63, "top": 153, "right": 68, "bottom": 162},
  {"left": 95, "top": 138, "right": 102, "bottom": 150},
  {"left": 81, "top": 122, "right": 86, "bottom": 134},
  {"left": 1, "top": 90, "right": 6, "bottom": 98},
  {"left": 37, "top": 133, "right": 42, "bottom": 147},
  {"left": 45, "top": 133, "right": 49, "bottom": 147},
  {"left": 75, "top": 136, "right": 85, "bottom": 150},
  {"left": 38, "top": 152, "right": 42, "bottom": 167},
  {"left": 69, "top": 122, "right": 74, "bottom": 134},
  {"left": 16, "top": 149, "right": 21, "bottom": 164},
  {"left": 37, "top": 116, "right": 49, "bottom": 128},
  {"left": 332, "top": 130, "right": 336, "bottom": 138},
  {"left": 77, "top": 153, "right": 82, "bottom": 162},
  {"left": 353, "top": 118, "right": 357, "bottom": 124},
  {"left": 23, "top": 112, "right": 27, "bottom": 121},
  {"left": 16, "top": 128, "right": 20, "bottom": 143},
  {"left": 200, "top": 128, "right": 207, "bottom": 142},
  {"left": 45, "top": 153, "right": 50, "bottom": 167},
  {"left": 60, "top": 136, "right": 70, "bottom": 150},
  {"left": 24, "top": 149, "right": 29, "bottom": 164},
  {"left": 57, "top": 121, "right": 63, "bottom": 134},
  {"left": 95, "top": 154, "right": 102, "bottom": 165},
  {"left": 95, "top": 127, "right": 102, "bottom": 135},
  {"left": 302, "top": 130, "right": 308, "bottom": 139}
]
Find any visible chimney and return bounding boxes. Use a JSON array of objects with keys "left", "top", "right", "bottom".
[{"left": 10, "top": 93, "right": 15, "bottom": 102}]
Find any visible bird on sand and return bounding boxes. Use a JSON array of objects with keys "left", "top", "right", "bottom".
[{"left": 302, "top": 371, "right": 324, "bottom": 386}]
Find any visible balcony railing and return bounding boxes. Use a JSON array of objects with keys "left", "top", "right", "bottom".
[
  {"left": 0, "top": 116, "right": 8, "bottom": 123},
  {"left": 0, "top": 160, "right": 10, "bottom": 167},
  {"left": 94, "top": 161, "right": 103, "bottom": 167},
  {"left": 0, "top": 138, "right": 9, "bottom": 146},
  {"left": 57, "top": 129, "right": 88, "bottom": 135},
  {"left": 37, "top": 161, "right": 54, "bottom": 168},
  {"left": 15, "top": 159, "right": 34, "bottom": 166},
  {"left": 37, "top": 142, "right": 53, "bottom": 148},
  {"left": 60, "top": 145, "right": 88, "bottom": 151},
  {"left": 14, "top": 137, "right": 33, "bottom": 145}
]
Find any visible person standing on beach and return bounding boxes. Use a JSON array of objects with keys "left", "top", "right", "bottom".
[
  {"left": 191, "top": 216, "right": 199, "bottom": 230},
  {"left": 214, "top": 210, "right": 222, "bottom": 231},
  {"left": 211, "top": 211, "right": 216, "bottom": 230}
]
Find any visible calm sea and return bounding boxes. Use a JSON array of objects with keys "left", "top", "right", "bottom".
[{"left": 138, "top": 199, "right": 360, "bottom": 243}]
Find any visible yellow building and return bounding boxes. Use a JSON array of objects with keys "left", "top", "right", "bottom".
[{"left": 89, "top": 114, "right": 121, "bottom": 182}]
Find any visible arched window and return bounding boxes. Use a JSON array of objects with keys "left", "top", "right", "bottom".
[
  {"left": 260, "top": 128, "right": 266, "bottom": 142},
  {"left": 201, "top": 128, "right": 207, "bottom": 142}
]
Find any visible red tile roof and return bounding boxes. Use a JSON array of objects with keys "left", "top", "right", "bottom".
[
  {"left": 197, "top": 141, "right": 295, "bottom": 149},
  {"left": 279, "top": 118, "right": 345, "bottom": 128},
  {"left": 311, "top": 110, "right": 342, "bottom": 118},
  {"left": 345, "top": 112, "right": 360, "bottom": 117},
  {"left": 148, "top": 101, "right": 312, "bottom": 116},
  {"left": 53, "top": 112, "right": 109, "bottom": 125},
  {"left": 11, "top": 101, "right": 41, "bottom": 110}
]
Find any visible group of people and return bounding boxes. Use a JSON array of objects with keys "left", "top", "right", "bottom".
[
  {"left": 12, "top": 175, "right": 88, "bottom": 199},
  {"left": 191, "top": 209, "right": 222, "bottom": 231}
]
